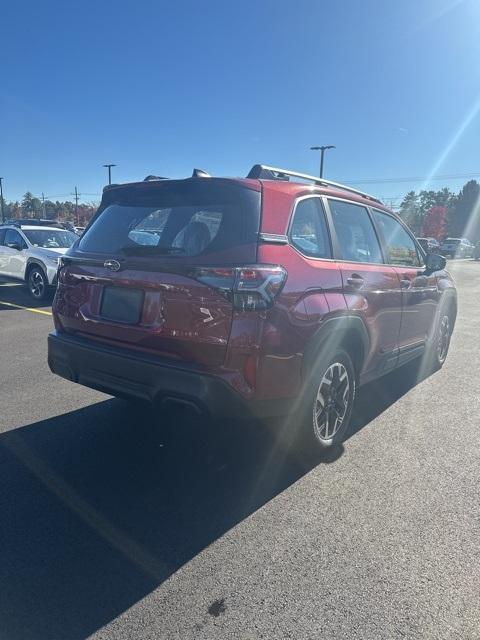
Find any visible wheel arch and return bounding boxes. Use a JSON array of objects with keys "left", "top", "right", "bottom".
[
  {"left": 302, "top": 315, "right": 370, "bottom": 383},
  {"left": 440, "top": 289, "right": 457, "bottom": 329},
  {"left": 25, "top": 258, "right": 48, "bottom": 281}
]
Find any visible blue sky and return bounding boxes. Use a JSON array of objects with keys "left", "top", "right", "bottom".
[{"left": 1, "top": 0, "right": 480, "bottom": 207}]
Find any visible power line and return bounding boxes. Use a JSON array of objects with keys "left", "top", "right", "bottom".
[{"left": 342, "top": 172, "right": 480, "bottom": 185}]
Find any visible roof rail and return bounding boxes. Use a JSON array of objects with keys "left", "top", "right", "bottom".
[
  {"left": 0, "top": 219, "right": 65, "bottom": 228},
  {"left": 0, "top": 220, "right": 21, "bottom": 228},
  {"left": 246, "top": 164, "right": 383, "bottom": 204},
  {"left": 143, "top": 175, "right": 168, "bottom": 182},
  {"left": 192, "top": 168, "right": 210, "bottom": 178}
]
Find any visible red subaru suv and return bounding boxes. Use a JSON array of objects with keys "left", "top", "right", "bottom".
[{"left": 48, "top": 165, "right": 456, "bottom": 449}]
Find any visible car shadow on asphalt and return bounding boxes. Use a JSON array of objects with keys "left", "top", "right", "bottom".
[
  {"left": 0, "top": 279, "right": 54, "bottom": 309},
  {"left": 347, "top": 359, "right": 430, "bottom": 439},
  {"left": 0, "top": 361, "right": 430, "bottom": 640}
]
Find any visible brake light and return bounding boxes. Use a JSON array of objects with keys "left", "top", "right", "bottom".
[{"left": 192, "top": 264, "right": 287, "bottom": 311}]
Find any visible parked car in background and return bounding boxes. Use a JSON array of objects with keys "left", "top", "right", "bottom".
[
  {"left": 0, "top": 222, "right": 78, "bottom": 300},
  {"left": 48, "top": 165, "right": 457, "bottom": 451},
  {"left": 75, "top": 226, "right": 86, "bottom": 235},
  {"left": 6, "top": 218, "right": 74, "bottom": 232},
  {"left": 440, "top": 237, "right": 474, "bottom": 258},
  {"left": 463, "top": 239, "right": 475, "bottom": 257},
  {"left": 474, "top": 241, "right": 480, "bottom": 260},
  {"left": 416, "top": 237, "right": 440, "bottom": 254}
]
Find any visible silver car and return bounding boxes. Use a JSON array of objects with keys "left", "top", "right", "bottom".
[
  {"left": 440, "top": 237, "right": 473, "bottom": 258},
  {"left": 0, "top": 223, "right": 78, "bottom": 300}
]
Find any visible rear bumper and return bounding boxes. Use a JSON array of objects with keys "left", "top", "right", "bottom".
[{"left": 47, "top": 332, "right": 287, "bottom": 418}]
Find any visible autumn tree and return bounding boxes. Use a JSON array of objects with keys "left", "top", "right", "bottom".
[{"left": 422, "top": 206, "right": 447, "bottom": 240}]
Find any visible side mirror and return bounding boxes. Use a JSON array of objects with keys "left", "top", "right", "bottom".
[
  {"left": 425, "top": 253, "right": 446, "bottom": 272},
  {"left": 6, "top": 242, "right": 23, "bottom": 251}
]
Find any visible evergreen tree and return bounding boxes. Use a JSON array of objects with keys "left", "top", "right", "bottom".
[
  {"left": 21, "top": 192, "right": 36, "bottom": 217},
  {"left": 448, "top": 180, "right": 480, "bottom": 241},
  {"left": 399, "top": 191, "right": 420, "bottom": 231}
]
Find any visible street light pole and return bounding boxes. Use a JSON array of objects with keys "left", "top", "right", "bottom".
[
  {"left": 0, "top": 178, "right": 4, "bottom": 222},
  {"left": 103, "top": 164, "right": 116, "bottom": 185},
  {"left": 310, "top": 145, "right": 336, "bottom": 178}
]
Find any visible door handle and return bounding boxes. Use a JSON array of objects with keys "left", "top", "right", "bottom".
[
  {"left": 400, "top": 278, "right": 412, "bottom": 289},
  {"left": 346, "top": 274, "right": 364, "bottom": 288}
]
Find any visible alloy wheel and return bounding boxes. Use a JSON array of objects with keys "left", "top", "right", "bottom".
[
  {"left": 437, "top": 315, "right": 451, "bottom": 363},
  {"left": 313, "top": 362, "right": 350, "bottom": 441},
  {"left": 29, "top": 270, "right": 45, "bottom": 299}
]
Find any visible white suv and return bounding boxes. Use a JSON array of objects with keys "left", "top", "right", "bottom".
[{"left": 0, "top": 223, "right": 78, "bottom": 300}]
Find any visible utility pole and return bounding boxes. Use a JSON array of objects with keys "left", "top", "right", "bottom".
[
  {"left": 310, "top": 145, "right": 336, "bottom": 178},
  {"left": 0, "top": 178, "right": 4, "bottom": 223},
  {"left": 41, "top": 192, "right": 46, "bottom": 219},
  {"left": 72, "top": 186, "right": 80, "bottom": 226},
  {"left": 103, "top": 163, "right": 116, "bottom": 185}
]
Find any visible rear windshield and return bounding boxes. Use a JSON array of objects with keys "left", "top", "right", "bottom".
[{"left": 79, "top": 181, "right": 261, "bottom": 259}]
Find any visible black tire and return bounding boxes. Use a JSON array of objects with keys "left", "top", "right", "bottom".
[
  {"left": 428, "top": 306, "right": 454, "bottom": 371},
  {"left": 298, "top": 349, "right": 356, "bottom": 451},
  {"left": 27, "top": 265, "right": 48, "bottom": 301}
]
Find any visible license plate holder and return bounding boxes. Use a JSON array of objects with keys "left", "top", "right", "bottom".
[{"left": 100, "top": 286, "right": 144, "bottom": 324}]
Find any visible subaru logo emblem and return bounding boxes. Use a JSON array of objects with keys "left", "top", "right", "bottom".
[{"left": 104, "top": 259, "right": 121, "bottom": 272}]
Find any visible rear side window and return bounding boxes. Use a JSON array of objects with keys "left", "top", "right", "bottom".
[
  {"left": 328, "top": 199, "right": 383, "bottom": 264},
  {"left": 372, "top": 209, "right": 421, "bottom": 267},
  {"left": 4, "top": 229, "right": 27, "bottom": 248},
  {"left": 0, "top": 229, "right": 5, "bottom": 245},
  {"left": 289, "top": 198, "right": 331, "bottom": 258},
  {"left": 79, "top": 181, "right": 260, "bottom": 259}
]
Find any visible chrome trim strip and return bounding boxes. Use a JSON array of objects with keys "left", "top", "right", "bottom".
[{"left": 259, "top": 233, "right": 289, "bottom": 244}]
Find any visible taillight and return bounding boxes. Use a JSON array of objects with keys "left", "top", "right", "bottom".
[{"left": 192, "top": 264, "right": 287, "bottom": 311}]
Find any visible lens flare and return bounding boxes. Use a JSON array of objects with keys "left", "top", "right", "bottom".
[{"left": 420, "top": 92, "right": 480, "bottom": 194}]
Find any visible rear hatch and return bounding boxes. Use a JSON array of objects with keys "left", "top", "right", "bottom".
[{"left": 54, "top": 178, "right": 261, "bottom": 367}]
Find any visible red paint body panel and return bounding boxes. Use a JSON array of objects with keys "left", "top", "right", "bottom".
[
  {"left": 55, "top": 265, "right": 234, "bottom": 366},
  {"left": 337, "top": 261, "right": 402, "bottom": 373},
  {"left": 393, "top": 267, "right": 439, "bottom": 349}
]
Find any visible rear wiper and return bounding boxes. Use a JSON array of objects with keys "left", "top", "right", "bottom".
[{"left": 120, "top": 245, "right": 186, "bottom": 256}]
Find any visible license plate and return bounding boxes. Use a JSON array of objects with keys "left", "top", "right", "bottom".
[{"left": 100, "top": 286, "right": 144, "bottom": 324}]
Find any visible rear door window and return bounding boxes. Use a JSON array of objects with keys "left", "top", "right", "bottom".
[
  {"left": 79, "top": 181, "right": 260, "bottom": 260},
  {"left": 4, "top": 229, "right": 26, "bottom": 248},
  {"left": 289, "top": 197, "right": 331, "bottom": 258},
  {"left": 328, "top": 199, "right": 383, "bottom": 264},
  {"left": 0, "top": 229, "right": 5, "bottom": 245}
]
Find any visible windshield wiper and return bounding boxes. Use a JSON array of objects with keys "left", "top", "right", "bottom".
[{"left": 120, "top": 245, "right": 186, "bottom": 256}]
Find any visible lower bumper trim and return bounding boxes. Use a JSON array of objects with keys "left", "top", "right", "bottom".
[{"left": 47, "top": 332, "right": 289, "bottom": 418}]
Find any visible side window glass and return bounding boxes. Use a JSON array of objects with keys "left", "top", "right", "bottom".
[
  {"left": 0, "top": 229, "right": 5, "bottom": 246},
  {"left": 372, "top": 209, "right": 421, "bottom": 267},
  {"left": 289, "top": 198, "right": 331, "bottom": 258},
  {"left": 4, "top": 229, "right": 26, "bottom": 248},
  {"left": 328, "top": 200, "right": 383, "bottom": 263}
]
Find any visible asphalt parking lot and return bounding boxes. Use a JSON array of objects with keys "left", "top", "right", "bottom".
[{"left": 1, "top": 260, "right": 479, "bottom": 640}]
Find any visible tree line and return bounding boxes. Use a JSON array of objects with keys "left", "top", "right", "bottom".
[
  {"left": 2, "top": 180, "right": 480, "bottom": 241},
  {"left": 397, "top": 179, "right": 480, "bottom": 242},
  {"left": 1, "top": 192, "right": 98, "bottom": 226}
]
